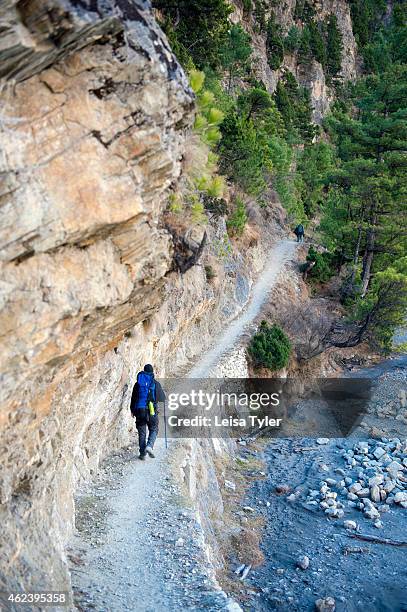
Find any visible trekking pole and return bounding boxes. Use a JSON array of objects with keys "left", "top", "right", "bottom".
[{"left": 163, "top": 399, "right": 168, "bottom": 449}]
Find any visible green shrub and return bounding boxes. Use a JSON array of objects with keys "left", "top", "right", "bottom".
[
  {"left": 325, "top": 15, "right": 343, "bottom": 79},
  {"left": 294, "top": 0, "right": 316, "bottom": 22},
  {"left": 266, "top": 16, "right": 285, "bottom": 70},
  {"left": 205, "top": 265, "right": 217, "bottom": 280},
  {"left": 242, "top": 0, "right": 252, "bottom": 14},
  {"left": 153, "top": 0, "right": 233, "bottom": 69},
  {"left": 253, "top": 0, "right": 267, "bottom": 32},
  {"left": 219, "top": 24, "right": 253, "bottom": 91},
  {"left": 274, "top": 71, "right": 318, "bottom": 142},
  {"left": 306, "top": 246, "right": 336, "bottom": 283},
  {"left": 202, "top": 195, "right": 228, "bottom": 216},
  {"left": 218, "top": 111, "right": 266, "bottom": 195},
  {"left": 248, "top": 321, "right": 291, "bottom": 370},
  {"left": 227, "top": 197, "right": 248, "bottom": 236},
  {"left": 285, "top": 26, "right": 302, "bottom": 53}
]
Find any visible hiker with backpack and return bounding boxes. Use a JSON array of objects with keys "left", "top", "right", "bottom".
[
  {"left": 294, "top": 224, "right": 305, "bottom": 243},
  {"left": 130, "top": 364, "right": 166, "bottom": 460}
]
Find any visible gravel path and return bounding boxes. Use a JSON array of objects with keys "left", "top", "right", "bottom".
[{"left": 68, "top": 239, "right": 297, "bottom": 611}]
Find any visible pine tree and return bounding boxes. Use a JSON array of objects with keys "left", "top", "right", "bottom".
[
  {"left": 266, "top": 16, "right": 285, "bottom": 70},
  {"left": 325, "top": 15, "right": 343, "bottom": 79},
  {"left": 219, "top": 24, "right": 252, "bottom": 91},
  {"left": 153, "top": 0, "right": 233, "bottom": 69}
]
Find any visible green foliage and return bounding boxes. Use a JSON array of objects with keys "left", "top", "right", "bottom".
[
  {"left": 227, "top": 197, "right": 248, "bottom": 236},
  {"left": 242, "top": 0, "right": 252, "bottom": 14},
  {"left": 238, "top": 87, "right": 274, "bottom": 120},
  {"left": 306, "top": 246, "right": 336, "bottom": 283},
  {"left": 285, "top": 26, "right": 301, "bottom": 53},
  {"left": 297, "top": 141, "right": 335, "bottom": 216},
  {"left": 253, "top": 0, "right": 267, "bottom": 32},
  {"left": 325, "top": 15, "right": 343, "bottom": 79},
  {"left": 274, "top": 71, "right": 318, "bottom": 142},
  {"left": 361, "top": 2, "right": 407, "bottom": 73},
  {"left": 248, "top": 321, "right": 291, "bottom": 371},
  {"left": 154, "top": 0, "right": 233, "bottom": 69},
  {"left": 219, "top": 24, "right": 253, "bottom": 91},
  {"left": 205, "top": 264, "right": 217, "bottom": 280},
  {"left": 296, "top": 15, "right": 343, "bottom": 83},
  {"left": 309, "top": 20, "right": 327, "bottom": 64},
  {"left": 168, "top": 193, "right": 183, "bottom": 213},
  {"left": 348, "top": 0, "right": 387, "bottom": 50},
  {"left": 192, "top": 71, "right": 225, "bottom": 148},
  {"left": 202, "top": 195, "right": 228, "bottom": 216},
  {"left": 190, "top": 70, "right": 205, "bottom": 94},
  {"left": 293, "top": 0, "right": 316, "bottom": 22},
  {"left": 219, "top": 111, "right": 266, "bottom": 195},
  {"left": 320, "top": 62, "right": 407, "bottom": 348},
  {"left": 355, "top": 258, "right": 407, "bottom": 353},
  {"left": 266, "top": 16, "right": 285, "bottom": 70}
]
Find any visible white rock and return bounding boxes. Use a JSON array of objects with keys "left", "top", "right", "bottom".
[
  {"left": 384, "top": 480, "right": 396, "bottom": 493},
  {"left": 175, "top": 538, "right": 184, "bottom": 547},
  {"left": 225, "top": 480, "right": 236, "bottom": 491},
  {"left": 317, "top": 438, "right": 330, "bottom": 445},
  {"left": 349, "top": 482, "right": 362, "bottom": 493},
  {"left": 370, "top": 485, "right": 381, "bottom": 503},
  {"left": 364, "top": 507, "right": 380, "bottom": 519},
  {"left": 356, "top": 488, "right": 370, "bottom": 497},
  {"left": 315, "top": 596, "right": 336, "bottom": 612},
  {"left": 296, "top": 555, "right": 310, "bottom": 570},
  {"left": 394, "top": 492, "right": 407, "bottom": 504},
  {"left": 368, "top": 475, "right": 384, "bottom": 486},
  {"left": 386, "top": 461, "right": 404, "bottom": 478},
  {"left": 373, "top": 447, "right": 386, "bottom": 460},
  {"left": 343, "top": 520, "right": 357, "bottom": 530}
]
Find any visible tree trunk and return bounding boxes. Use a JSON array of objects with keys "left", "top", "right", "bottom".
[{"left": 361, "top": 225, "right": 376, "bottom": 297}]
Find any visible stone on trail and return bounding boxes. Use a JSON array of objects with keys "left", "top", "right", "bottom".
[
  {"left": 315, "top": 596, "right": 336, "bottom": 612},
  {"left": 317, "top": 438, "right": 330, "bottom": 445},
  {"left": 296, "top": 555, "right": 310, "bottom": 570},
  {"left": 175, "top": 538, "right": 185, "bottom": 547}
]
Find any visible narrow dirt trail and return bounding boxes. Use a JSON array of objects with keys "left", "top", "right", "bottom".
[{"left": 69, "top": 239, "right": 297, "bottom": 612}]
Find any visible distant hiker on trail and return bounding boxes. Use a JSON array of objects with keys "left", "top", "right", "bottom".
[
  {"left": 294, "top": 224, "right": 305, "bottom": 243},
  {"left": 130, "top": 364, "right": 166, "bottom": 460}
]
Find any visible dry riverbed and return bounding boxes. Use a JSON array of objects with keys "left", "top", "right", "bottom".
[{"left": 227, "top": 365, "right": 407, "bottom": 612}]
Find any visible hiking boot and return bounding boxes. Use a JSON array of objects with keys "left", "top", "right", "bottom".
[
  {"left": 146, "top": 446, "right": 155, "bottom": 458},
  {"left": 139, "top": 452, "right": 146, "bottom": 460}
]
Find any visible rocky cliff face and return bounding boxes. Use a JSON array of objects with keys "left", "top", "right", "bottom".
[
  {"left": 0, "top": 0, "right": 287, "bottom": 593},
  {"left": 232, "top": 0, "right": 358, "bottom": 123}
]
